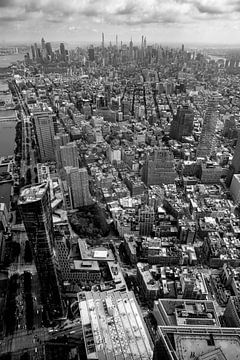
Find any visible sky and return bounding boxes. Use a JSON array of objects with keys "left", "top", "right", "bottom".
[{"left": 1, "top": 0, "right": 240, "bottom": 46}]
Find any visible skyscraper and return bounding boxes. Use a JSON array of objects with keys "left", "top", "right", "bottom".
[
  {"left": 65, "top": 167, "right": 92, "bottom": 208},
  {"left": 60, "top": 142, "right": 79, "bottom": 168},
  {"left": 88, "top": 46, "right": 95, "bottom": 62},
  {"left": 31, "top": 45, "right": 36, "bottom": 60},
  {"left": 170, "top": 105, "right": 194, "bottom": 140},
  {"left": 41, "top": 37, "right": 45, "bottom": 50},
  {"left": 18, "top": 183, "right": 63, "bottom": 318},
  {"left": 227, "top": 130, "right": 240, "bottom": 186},
  {"left": 45, "top": 42, "right": 53, "bottom": 59},
  {"left": 142, "top": 146, "right": 177, "bottom": 186},
  {"left": 34, "top": 42, "right": 40, "bottom": 60},
  {"left": 60, "top": 42, "right": 66, "bottom": 61},
  {"left": 231, "top": 130, "right": 240, "bottom": 173},
  {"left": 129, "top": 38, "right": 133, "bottom": 60},
  {"left": 34, "top": 112, "right": 55, "bottom": 162},
  {"left": 196, "top": 93, "right": 219, "bottom": 158},
  {"left": 102, "top": 32, "right": 105, "bottom": 49}
]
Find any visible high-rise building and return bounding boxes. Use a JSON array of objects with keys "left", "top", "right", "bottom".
[
  {"left": 34, "top": 112, "right": 55, "bottom": 162},
  {"left": 224, "top": 296, "right": 240, "bottom": 327},
  {"left": 31, "top": 45, "right": 36, "bottom": 60},
  {"left": 231, "top": 130, "right": 240, "bottom": 173},
  {"left": 170, "top": 105, "right": 194, "bottom": 140},
  {"left": 88, "top": 46, "right": 95, "bottom": 62},
  {"left": 227, "top": 130, "right": 240, "bottom": 186},
  {"left": 142, "top": 146, "right": 177, "bottom": 186},
  {"left": 196, "top": 94, "right": 219, "bottom": 158},
  {"left": 102, "top": 32, "right": 105, "bottom": 49},
  {"left": 18, "top": 183, "right": 63, "bottom": 318},
  {"left": 129, "top": 38, "right": 133, "bottom": 59},
  {"left": 34, "top": 42, "right": 40, "bottom": 60},
  {"left": 45, "top": 42, "right": 53, "bottom": 59},
  {"left": 65, "top": 167, "right": 92, "bottom": 208},
  {"left": 60, "top": 142, "right": 79, "bottom": 168},
  {"left": 60, "top": 42, "right": 66, "bottom": 61},
  {"left": 41, "top": 37, "right": 45, "bottom": 50},
  {"left": 54, "top": 133, "right": 71, "bottom": 168}
]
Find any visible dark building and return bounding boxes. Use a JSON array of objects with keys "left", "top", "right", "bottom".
[
  {"left": 231, "top": 130, "right": 240, "bottom": 173},
  {"left": 18, "top": 183, "right": 63, "bottom": 319},
  {"left": 31, "top": 45, "right": 36, "bottom": 60},
  {"left": 88, "top": 47, "right": 95, "bottom": 62},
  {"left": 170, "top": 105, "right": 194, "bottom": 140},
  {"left": 60, "top": 42, "right": 66, "bottom": 61},
  {"left": 46, "top": 42, "right": 53, "bottom": 59},
  {"left": 142, "top": 146, "right": 177, "bottom": 186}
]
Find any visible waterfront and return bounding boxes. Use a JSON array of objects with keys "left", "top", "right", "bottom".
[
  {"left": 0, "top": 53, "right": 23, "bottom": 68},
  {"left": 0, "top": 79, "right": 16, "bottom": 157}
]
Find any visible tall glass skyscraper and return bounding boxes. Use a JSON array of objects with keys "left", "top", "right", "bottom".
[{"left": 18, "top": 182, "right": 63, "bottom": 319}]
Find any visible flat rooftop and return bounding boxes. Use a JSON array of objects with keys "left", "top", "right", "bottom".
[
  {"left": 155, "top": 299, "right": 219, "bottom": 327},
  {"left": 78, "top": 239, "right": 115, "bottom": 262},
  {"left": 78, "top": 291, "right": 153, "bottom": 360},
  {"left": 72, "top": 260, "right": 100, "bottom": 272},
  {"left": 175, "top": 333, "right": 240, "bottom": 360},
  {"left": 159, "top": 327, "right": 240, "bottom": 360},
  {"left": 18, "top": 183, "right": 48, "bottom": 204}
]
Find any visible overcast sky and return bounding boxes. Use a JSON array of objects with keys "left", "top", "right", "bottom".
[{"left": 1, "top": 0, "right": 240, "bottom": 45}]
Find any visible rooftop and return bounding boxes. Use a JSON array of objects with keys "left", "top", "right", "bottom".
[
  {"left": 78, "top": 291, "right": 153, "bottom": 360},
  {"left": 78, "top": 239, "right": 115, "bottom": 262},
  {"left": 18, "top": 183, "right": 48, "bottom": 204}
]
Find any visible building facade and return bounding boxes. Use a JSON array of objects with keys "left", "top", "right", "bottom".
[{"left": 18, "top": 183, "right": 63, "bottom": 318}]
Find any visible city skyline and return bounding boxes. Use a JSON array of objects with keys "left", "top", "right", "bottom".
[{"left": 1, "top": 0, "right": 240, "bottom": 45}]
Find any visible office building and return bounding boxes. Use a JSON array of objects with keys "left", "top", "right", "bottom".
[
  {"left": 45, "top": 42, "right": 52, "bottom": 58},
  {"left": 78, "top": 291, "right": 153, "bottom": 360},
  {"left": 60, "top": 142, "right": 79, "bottom": 168},
  {"left": 0, "top": 203, "right": 8, "bottom": 231},
  {"left": 230, "top": 174, "right": 240, "bottom": 203},
  {"left": 65, "top": 167, "right": 92, "bottom": 208},
  {"left": 180, "top": 269, "right": 208, "bottom": 300},
  {"left": 137, "top": 263, "right": 161, "bottom": 300},
  {"left": 18, "top": 183, "right": 63, "bottom": 318},
  {"left": 153, "top": 326, "right": 240, "bottom": 360},
  {"left": 60, "top": 42, "right": 66, "bottom": 60},
  {"left": 142, "top": 146, "right": 177, "bottom": 186},
  {"left": 88, "top": 46, "right": 95, "bottom": 61},
  {"left": 224, "top": 296, "right": 240, "bottom": 327},
  {"left": 138, "top": 206, "right": 155, "bottom": 236},
  {"left": 196, "top": 94, "right": 219, "bottom": 158},
  {"left": 231, "top": 130, "right": 240, "bottom": 175},
  {"left": 31, "top": 45, "right": 36, "bottom": 60},
  {"left": 107, "top": 146, "right": 121, "bottom": 163},
  {"left": 153, "top": 299, "right": 220, "bottom": 327},
  {"left": 170, "top": 105, "right": 194, "bottom": 140},
  {"left": 34, "top": 112, "right": 55, "bottom": 162}
]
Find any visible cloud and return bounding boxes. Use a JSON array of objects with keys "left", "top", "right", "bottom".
[{"left": 0, "top": 0, "right": 240, "bottom": 28}]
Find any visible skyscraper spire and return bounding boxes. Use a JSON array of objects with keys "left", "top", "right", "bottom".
[
  {"left": 102, "top": 32, "right": 105, "bottom": 49},
  {"left": 116, "top": 34, "right": 118, "bottom": 49}
]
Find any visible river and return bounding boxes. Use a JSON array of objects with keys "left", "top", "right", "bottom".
[
  {"left": 0, "top": 53, "right": 23, "bottom": 68},
  {"left": 0, "top": 78, "right": 17, "bottom": 157}
]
